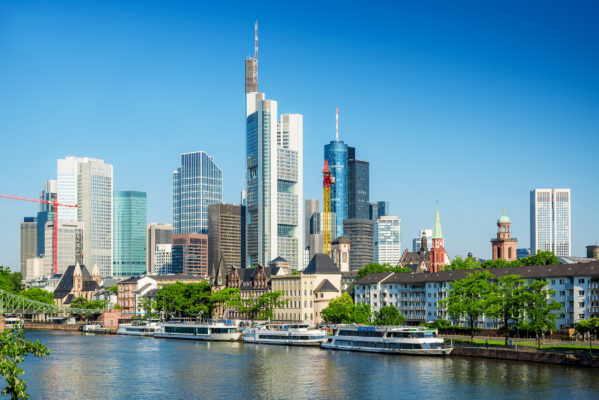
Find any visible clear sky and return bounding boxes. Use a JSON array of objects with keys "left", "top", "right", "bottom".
[{"left": 1, "top": 0, "right": 598, "bottom": 270}]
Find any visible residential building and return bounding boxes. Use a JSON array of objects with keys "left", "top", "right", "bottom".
[
  {"left": 208, "top": 203, "right": 246, "bottom": 278},
  {"left": 172, "top": 233, "right": 209, "bottom": 277},
  {"left": 347, "top": 147, "right": 369, "bottom": 220},
  {"left": 54, "top": 263, "right": 101, "bottom": 306},
  {"left": 369, "top": 201, "right": 389, "bottom": 221},
  {"left": 412, "top": 229, "right": 432, "bottom": 252},
  {"left": 375, "top": 216, "right": 401, "bottom": 265},
  {"left": 113, "top": 191, "right": 147, "bottom": 277},
  {"left": 343, "top": 219, "right": 375, "bottom": 271},
  {"left": 117, "top": 276, "right": 158, "bottom": 315},
  {"left": 430, "top": 205, "right": 450, "bottom": 273},
  {"left": 43, "top": 221, "right": 83, "bottom": 276},
  {"left": 354, "top": 261, "right": 599, "bottom": 328},
  {"left": 57, "top": 156, "right": 114, "bottom": 277},
  {"left": 324, "top": 140, "right": 348, "bottom": 238},
  {"left": 146, "top": 223, "right": 173, "bottom": 274},
  {"left": 172, "top": 151, "right": 223, "bottom": 235},
  {"left": 20, "top": 217, "right": 37, "bottom": 276},
  {"left": 154, "top": 244, "right": 173, "bottom": 275},
  {"left": 305, "top": 199, "right": 319, "bottom": 246},
  {"left": 491, "top": 209, "right": 518, "bottom": 261},
  {"left": 530, "top": 188, "right": 571, "bottom": 257}
]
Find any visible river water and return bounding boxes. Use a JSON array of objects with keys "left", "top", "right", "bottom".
[{"left": 16, "top": 331, "right": 599, "bottom": 399}]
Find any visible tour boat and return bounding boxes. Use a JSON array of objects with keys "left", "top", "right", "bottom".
[
  {"left": 117, "top": 320, "right": 160, "bottom": 336},
  {"left": 243, "top": 324, "right": 328, "bottom": 346},
  {"left": 154, "top": 320, "right": 242, "bottom": 341},
  {"left": 321, "top": 325, "right": 452, "bottom": 355},
  {"left": 81, "top": 324, "right": 111, "bottom": 334}
]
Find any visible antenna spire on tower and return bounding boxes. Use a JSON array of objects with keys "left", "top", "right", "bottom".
[
  {"left": 335, "top": 108, "right": 339, "bottom": 141},
  {"left": 254, "top": 21, "right": 258, "bottom": 84}
]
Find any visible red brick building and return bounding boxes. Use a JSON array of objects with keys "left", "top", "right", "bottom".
[
  {"left": 172, "top": 233, "right": 209, "bottom": 277},
  {"left": 430, "top": 204, "right": 449, "bottom": 273}
]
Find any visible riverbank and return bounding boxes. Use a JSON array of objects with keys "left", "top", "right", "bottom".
[{"left": 24, "top": 322, "right": 117, "bottom": 334}]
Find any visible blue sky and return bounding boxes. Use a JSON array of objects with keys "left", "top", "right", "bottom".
[{"left": 1, "top": 0, "right": 598, "bottom": 269}]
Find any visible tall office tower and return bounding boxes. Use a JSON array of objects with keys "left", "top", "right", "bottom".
[
  {"left": 146, "top": 223, "right": 173, "bottom": 274},
  {"left": 308, "top": 211, "right": 336, "bottom": 260},
  {"left": 208, "top": 203, "right": 246, "bottom": 278},
  {"left": 343, "top": 218, "right": 375, "bottom": 271},
  {"left": 530, "top": 189, "right": 571, "bottom": 257},
  {"left": 57, "top": 156, "right": 113, "bottom": 277},
  {"left": 347, "top": 147, "right": 370, "bottom": 219},
  {"left": 25, "top": 258, "right": 44, "bottom": 281},
  {"left": 171, "top": 233, "right": 209, "bottom": 277},
  {"left": 37, "top": 180, "right": 57, "bottom": 257},
  {"left": 324, "top": 141, "right": 348, "bottom": 238},
  {"left": 412, "top": 229, "right": 432, "bottom": 252},
  {"left": 305, "top": 199, "right": 319, "bottom": 245},
  {"left": 369, "top": 201, "right": 389, "bottom": 221},
  {"left": 113, "top": 191, "right": 147, "bottom": 277},
  {"left": 155, "top": 244, "right": 173, "bottom": 275},
  {"left": 43, "top": 221, "right": 83, "bottom": 276},
  {"left": 173, "top": 151, "right": 223, "bottom": 236},
  {"left": 276, "top": 114, "right": 303, "bottom": 270},
  {"left": 375, "top": 216, "right": 401, "bottom": 265},
  {"left": 20, "top": 217, "right": 37, "bottom": 275}
]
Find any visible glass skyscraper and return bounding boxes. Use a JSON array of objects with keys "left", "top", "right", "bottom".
[
  {"left": 348, "top": 147, "right": 370, "bottom": 220},
  {"left": 37, "top": 179, "right": 57, "bottom": 257},
  {"left": 324, "top": 140, "right": 348, "bottom": 239},
  {"left": 113, "top": 191, "right": 147, "bottom": 277},
  {"left": 375, "top": 216, "right": 401, "bottom": 265},
  {"left": 172, "top": 151, "right": 223, "bottom": 235},
  {"left": 530, "top": 188, "right": 571, "bottom": 257}
]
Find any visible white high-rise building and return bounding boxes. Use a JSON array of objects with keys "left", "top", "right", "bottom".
[
  {"left": 57, "top": 156, "right": 114, "bottom": 276},
  {"left": 530, "top": 188, "right": 571, "bottom": 257},
  {"left": 375, "top": 216, "right": 401, "bottom": 265},
  {"left": 43, "top": 221, "right": 83, "bottom": 276},
  {"left": 412, "top": 229, "right": 433, "bottom": 252},
  {"left": 155, "top": 244, "right": 173, "bottom": 275}
]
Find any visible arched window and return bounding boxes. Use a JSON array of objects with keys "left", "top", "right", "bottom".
[{"left": 508, "top": 247, "right": 512, "bottom": 259}]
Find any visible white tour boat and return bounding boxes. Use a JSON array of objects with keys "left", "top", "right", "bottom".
[
  {"left": 81, "top": 324, "right": 110, "bottom": 334},
  {"left": 243, "top": 324, "right": 328, "bottom": 346},
  {"left": 321, "top": 325, "right": 452, "bottom": 356},
  {"left": 117, "top": 320, "right": 160, "bottom": 336},
  {"left": 4, "top": 317, "right": 23, "bottom": 331},
  {"left": 154, "top": 320, "right": 242, "bottom": 341}
]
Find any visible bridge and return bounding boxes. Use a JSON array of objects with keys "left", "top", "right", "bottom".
[{"left": 0, "top": 289, "right": 105, "bottom": 315}]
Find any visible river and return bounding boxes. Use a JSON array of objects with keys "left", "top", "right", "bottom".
[{"left": 16, "top": 331, "right": 599, "bottom": 399}]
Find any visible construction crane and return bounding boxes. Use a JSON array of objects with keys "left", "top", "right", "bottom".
[
  {"left": 322, "top": 160, "right": 335, "bottom": 255},
  {"left": 0, "top": 193, "right": 78, "bottom": 275}
]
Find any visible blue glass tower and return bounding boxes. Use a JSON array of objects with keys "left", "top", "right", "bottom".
[
  {"left": 173, "top": 151, "right": 223, "bottom": 235},
  {"left": 113, "top": 191, "right": 147, "bottom": 277},
  {"left": 324, "top": 140, "right": 348, "bottom": 239}
]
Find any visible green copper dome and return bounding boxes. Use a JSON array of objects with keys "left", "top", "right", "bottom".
[{"left": 497, "top": 208, "right": 510, "bottom": 224}]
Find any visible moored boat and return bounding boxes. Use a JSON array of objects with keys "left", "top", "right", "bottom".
[
  {"left": 154, "top": 320, "right": 241, "bottom": 341},
  {"left": 321, "top": 325, "right": 452, "bottom": 355},
  {"left": 117, "top": 320, "right": 160, "bottom": 336},
  {"left": 81, "top": 324, "right": 111, "bottom": 334},
  {"left": 243, "top": 324, "right": 328, "bottom": 346}
]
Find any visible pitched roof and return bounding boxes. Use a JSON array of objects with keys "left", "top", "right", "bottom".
[
  {"left": 53, "top": 264, "right": 99, "bottom": 299},
  {"left": 314, "top": 279, "right": 339, "bottom": 293},
  {"left": 355, "top": 272, "right": 394, "bottom": 285},
  {"left": 303, "top": 253, "right": 340, "bottom": 274},
  {"left": 433, "top": 204, "right": 443, "bottom": 239},
  {"left": 271, "top": 256, "right": 288, "bottom": 263}
]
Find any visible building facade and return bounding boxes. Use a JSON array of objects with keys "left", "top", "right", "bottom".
[
  {"left": 375, "top": 216, "right": 401, "bottom": 265},
  {"left": 20, "top": 217, "right": 37, "bottom": 276},
  {"left": 146, "top": 223, "right": 173, "bottom": 274},
  {"left": 37, "top": 179, "right": 57, "bottom": 258},
  {"left": 324, "top": 140, "right": 348, "bottom": 238},
  {"left": 113, "top": 191, "right": 147, "bottom": 277},
  {"left": 491, "top": 210, "right": 518, "bottom": 261},
  {"left": 173, "top": 151, "right": 223, "bottom": 235},
  {"left": 530, "top": 188, "right": 571, "bottom": 257},
  {"left": 172, "top": 233, "right": 209, "bottom": 277},
  {"left": 369, "top": 201, "right": 389, "bottom": 221},
  {"left": 343, "top": 218, "right": 375, "bottom": 271},
  {"left": 208, "top": 203, "right": 246, "bottom": 276},
  {"left": 347, "top": 147, "right": 369, "bottom": 220},
  {"left": 154, "top": 244, "right": 173, "bottom": 275},
  {"left": 57, "top": 156, "right": 113, "bottom": 277},
  {"left": 412, "top": 229, "right": 432, "bottom": 252},
  {"left": 43, "top": 221, "right": 83, "bottom": 276},
  {"left": 304, "top": 199, "right": 319, "bottom": 247}
]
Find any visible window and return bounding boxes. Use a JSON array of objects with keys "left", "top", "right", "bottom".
[
  {"left": 579, "top": 291, "right": 585, "bottom": 296},
  {"left": 579, "top": 314, "right": 585, "bottom": 319},
  {"left": 579, "top": 302, "right": 585, "bottom": 308},
  {"left": 579, "top": 279, "right": 585, "bottom": 284}
]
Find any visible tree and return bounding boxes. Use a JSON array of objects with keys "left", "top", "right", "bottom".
[
  {"left": 0, "top": 327, "right": 50, "bottom": 399},
  {"left": 575, "top": 318, "right": 599, "bottom": 354},
  {"left": 321, "top": 292, "right": 354, "bottom": 324},
  {"left": 108, "top": 285, "right": 118, "bottom": 293},
  {"left": 240, "top": 291, "right": 288, "bottom": 321},
  {"left": 0, "top": 267, "right": 23, "bottom": 294},
  {"left": 350, "top": 303, "right": 371, "bottom": 325},
  {"left": 357, "top": 263, "right": 411, "bottom": 280},
  {"left": 523, "top": 279, "right": 562, "bottom": 349},
  {"left": 19, "top": 288, "right": 54, "bottom": 305},
  {"left": 209, "top": 288, "right": 242, "bottom": 318},
  {"left": 373, "top": 305, "right": 406, "bottom": 326},
  {"left": 69, "top": 296, "right": 88, "bottom": 311},
  {"left": 138, "top": 296, "right": 156, "bottom": 317},
  {"left": 444, "top": 256, "right": 482, "bottom": 271},
  {"left": 439, "top": 270, "right": 495, "bottom": 341},
  {"left": 486, "top": 275, "right": 527, "bottom": 346}
]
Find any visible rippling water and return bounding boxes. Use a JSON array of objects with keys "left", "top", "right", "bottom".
[{"left": 16, "top": 331, "right": 599, "bottom": 399}]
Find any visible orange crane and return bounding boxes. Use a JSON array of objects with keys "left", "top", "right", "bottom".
[
  {"left": 1, "top": 193, "right": 78, "bottom": 275},
  {"left": 322, "top": 159, "right": 335, "bottom": 255}
]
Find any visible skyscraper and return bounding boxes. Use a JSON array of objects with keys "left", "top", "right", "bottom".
[
  {"left": 305, "top": 199, "right": 319, "bottom": 246},
  {"left": 57, "top": 156, "right": 113, "bottom": 277},
  {"left": 113, "top": 191, "right": 147, "bottom": 277},
  {"left": 530, "top": 189, "right": 571, "bottom": 257},
  {"left": 324, "top": 139, "right": 348, "bottom": 238},
  {"left": 20, "top": 217, "right": 37, "bottom": 276},
  {"left": 146, "top": 223, "right": 173, "bottom": 274},
  {"left": 172, "top": 151, "right": 223, "bottom": 235},
  {"left": 208, "top": 203, "right": 246, "bottom": 277},
  {"left": 347, "top": 147, "right": 370, "bottom": 220},
  {"left": 375, "top": 216, "right": 401, "bottom": 265},
  {"left": 343, "top": 218, "right": 375, "bottom": 271},
  {"left": 43, "top": 221, "right": 83, "bottom": 276},
  {"left": 172, "top": 233, "right": 208, "bottom": 277},
  {"left": 369, "top": 201, "right": 389, "bottom": 221},
  {"left": 37, "top": 180, "right": 57, "bottom": 258}
]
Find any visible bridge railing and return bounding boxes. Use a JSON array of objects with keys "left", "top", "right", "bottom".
[{"left": 0, "top": 289, "right": 105, "bottom": 315}]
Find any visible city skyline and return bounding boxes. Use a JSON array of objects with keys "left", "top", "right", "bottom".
[{"left": 2, "top": 1, "right": 598, "bottom": 269}]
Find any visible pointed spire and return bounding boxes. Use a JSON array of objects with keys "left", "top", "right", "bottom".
[
  {"left": 74, "top": 262, "right": 82, "bottom": 276},
  {"left": 91, "top": 264, "right": 99, "bottom": 277},
  {"left": 433, "top": 202, "right": 443, "bottom": 239}
]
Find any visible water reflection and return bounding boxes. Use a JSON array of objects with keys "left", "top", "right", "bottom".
[{"left": 20, "top": 331, "right": 599, "bottom": 400}]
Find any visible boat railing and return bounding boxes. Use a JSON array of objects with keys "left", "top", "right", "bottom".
[{"left": 331, "top": 324, "right": 438, "bottom": 332}]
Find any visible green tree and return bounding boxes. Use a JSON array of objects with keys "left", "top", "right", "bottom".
[
  {"left": 209, "top": 288, "right": 242, "bottom": 318},
  {"left": 575, "top": 317, "right": 599, "bottom": 354},
  {"left": 445, "top": 256, "right": 482, "bottom": 271},
  {"left": 138, "top": 296, "right": 156, "bottom": 316},
  {"left": 350, "top": 303, "right": 371, "bottom": 325},
  {"left": 0, "top": 327, "right": 50, "bottom": 400},
  {"left": 155, "top": 282, "right": 189, "bottom": 318},
  {"left": 69, "top": 296, "right": 89, "bottom": 310},
  {"left": 523, "top": 279, "right": 562, "bottom": 349},
  {"left": 0, "top": 267, "right": 22, "bottom": 294},
  {"left": 321, "top": 292, "right": 354, "bottom": 324},
  {"left": 356, "top": 263, "right": 411, "bottom": 280},
  {"left": 108, "top": 285, "right": 118, "bottom": 293},
  {"left": 486, "top": 275, "right": 527, "bottom": 346},
  {"left": 439, "top": 270, "right": 495, "bottom": 341},
  {"left": 240, "top": 291, "right": 288, "bottom": 321},
  {"left": 373, "top": 305, "right": 406, "bottom": 326},
  {"left": 18, "top": 288, "right": 54, "bottom": 305}
]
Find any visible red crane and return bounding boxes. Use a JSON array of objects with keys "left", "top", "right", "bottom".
[{"left": 0, "top": 193, "right": 78, "bottom": 275}]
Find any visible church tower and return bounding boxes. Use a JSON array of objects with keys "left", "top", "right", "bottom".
[
  {"left": 491, "top": 209, "right": 518, "bottom": 261},
  {"left": 430, "top": 204, "right": 448, "bottom": 273}
]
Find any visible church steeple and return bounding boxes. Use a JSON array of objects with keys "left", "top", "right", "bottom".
[
  {"left": 430, "top": 203, "right": 448, "bottom": 273},
  {"left": 433, "top": 202, "right": 443, "bottom": 239}
]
